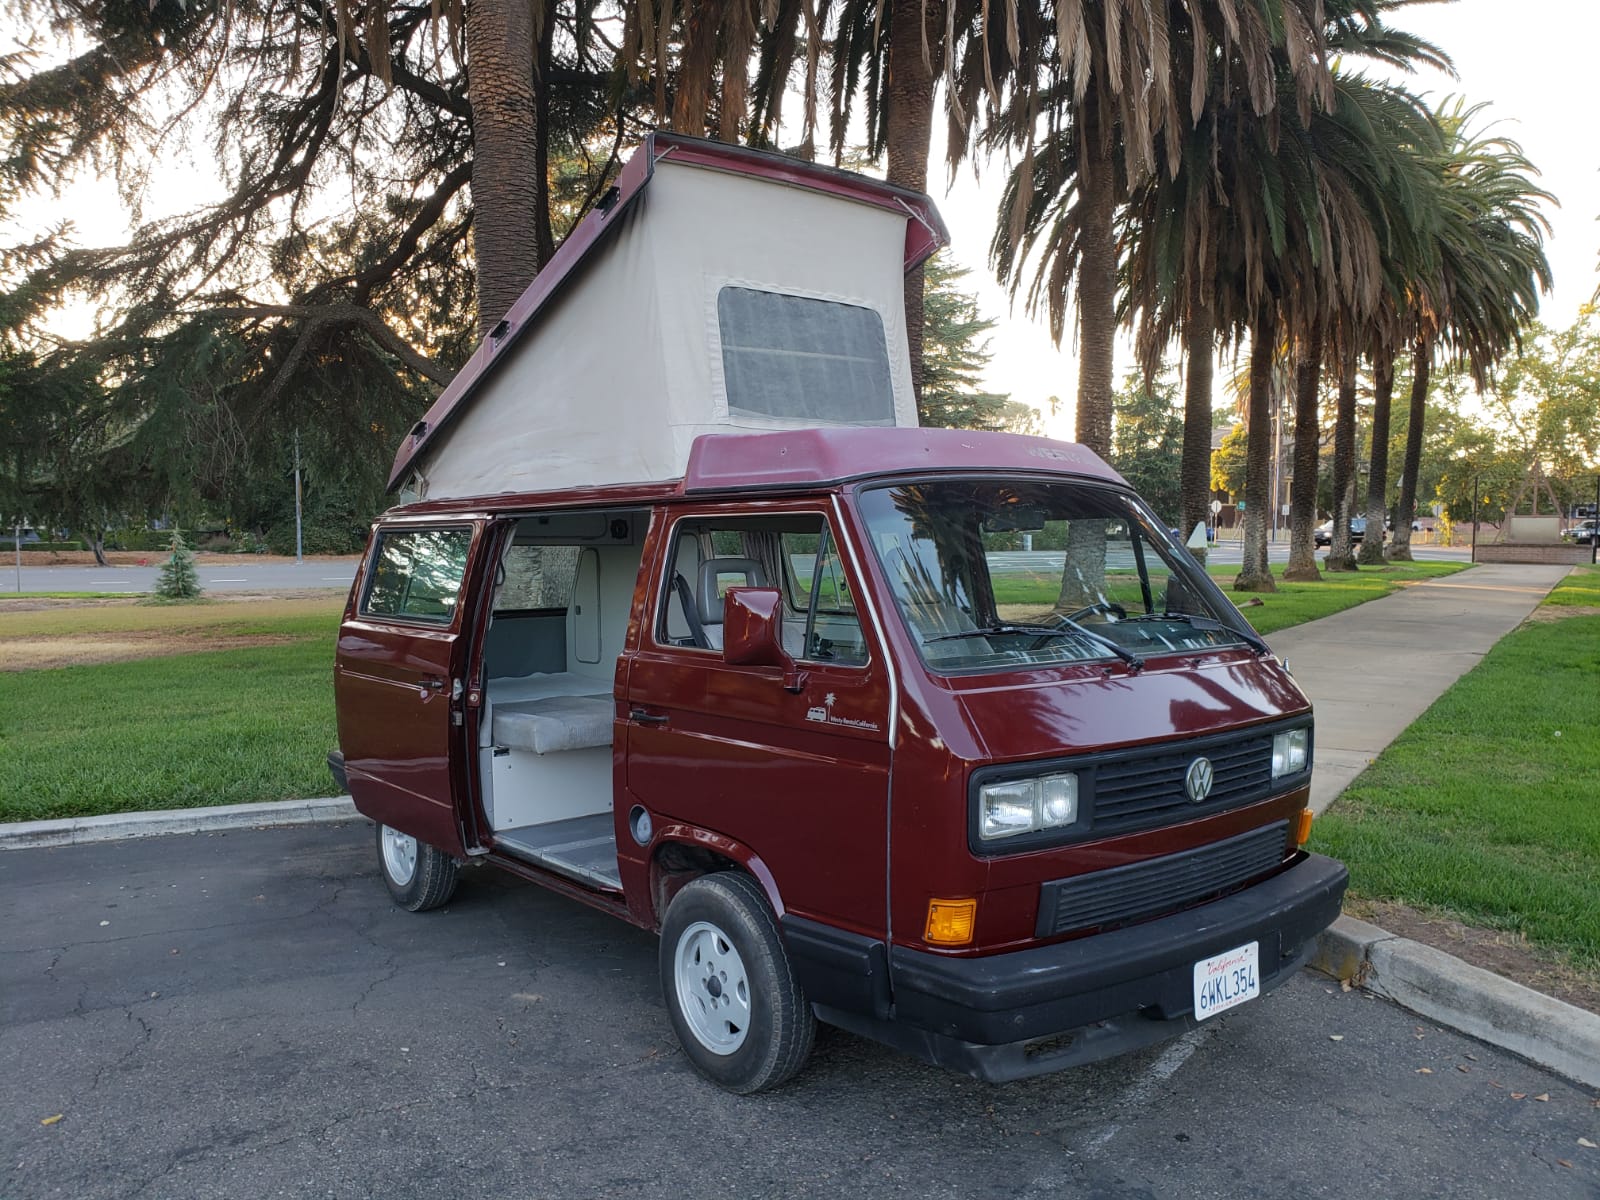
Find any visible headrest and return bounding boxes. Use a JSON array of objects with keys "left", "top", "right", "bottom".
[{"left": 697, "top": 558, "right": 767, "bottom": 624}]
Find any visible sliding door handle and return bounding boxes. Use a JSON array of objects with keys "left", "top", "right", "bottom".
[{"left": 630, "top": 708, "right": 669, "bottom": 725}]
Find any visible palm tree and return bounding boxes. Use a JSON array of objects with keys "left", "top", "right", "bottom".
[
  {"left": 987, "top": 1, "right": 1337, "bottom": 460},
  {"left": 1116, "top": 57, "right": 1441, "bottom": 590},
  {"left": 1386, "top": 101, "right": 1553, "bottom": 561},
  {"left": 463, "top": 0, "right": 546, "bottom": 336},
  {"left": 1323, "top": 349, "right": 1360, "bottom": 570}
]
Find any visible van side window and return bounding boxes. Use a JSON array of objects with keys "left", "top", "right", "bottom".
[
  {"left": 658, "top": 515, "right": 866, "bottom": 666},
  {"left": 362, "top": 528, "right": 472, "bottom": 624},
  {"left": 782, "top": 529, "right": 867, "bottom": 665},
  {"left": 496, "top": 544, "right": 581, "bottom": 612}
]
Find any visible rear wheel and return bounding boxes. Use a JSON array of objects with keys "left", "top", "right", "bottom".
[
  {"left": 375, "top": 822, "right": 460, "bottom": 912},
  {"left": 660, "top": 872, "right": 815, "bottom": 1093}
]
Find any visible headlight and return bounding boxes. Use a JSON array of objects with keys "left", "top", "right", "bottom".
[
  {"left": 1272, "top": 728, "right": 1309, "bottom": 778},
  {"left": 979, "top": 772, "right": 1080, "bottom": 840}
]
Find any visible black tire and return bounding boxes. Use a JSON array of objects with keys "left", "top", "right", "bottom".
[
  {"left": 659, "top": 872, "right": 815, "bottom": 1094},
  {"left": 374, "top": 822, "right": 460, "bottom": 912}
]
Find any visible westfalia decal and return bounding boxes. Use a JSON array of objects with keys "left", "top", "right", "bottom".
[{"left": 805, "top": 693, "right": 880, "bottom": 732}]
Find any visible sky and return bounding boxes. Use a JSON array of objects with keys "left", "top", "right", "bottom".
[
  {"left": 9, "top": 0, "right": 1599, "bottom": 435},
  {"left": 930, "top": 0, "right": 1600, "bottom": 439}
]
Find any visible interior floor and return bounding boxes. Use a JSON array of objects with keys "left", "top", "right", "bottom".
[{"left": 492, "top": 813, "right": 621, "bottom": 890}]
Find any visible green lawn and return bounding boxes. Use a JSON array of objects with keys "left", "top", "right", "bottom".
[
  {"left": 1311, "top": 603, "right": 1600, "bottom": 967},
  {"left": 1543, "top": 562, "right": 1600, "bottom": 607},
  {"left": 0, "top": 600, "right": 343, "bottom": 823},
  {"left": 992, "top": 559, "right": 1468, "bottom": 636}
]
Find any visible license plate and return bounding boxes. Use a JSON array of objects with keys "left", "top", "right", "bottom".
[{"left": 1193, "top": 941, "right": 1260, "bottom": 1020}]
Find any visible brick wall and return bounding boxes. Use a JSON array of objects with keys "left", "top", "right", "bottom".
[{"left": 1474, "top": 543, "right": 1593, "bottom": 565}]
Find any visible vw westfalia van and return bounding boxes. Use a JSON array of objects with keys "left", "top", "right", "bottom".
[{"left": 328, "top": 134, "right": 1345, "bottom": 1094}]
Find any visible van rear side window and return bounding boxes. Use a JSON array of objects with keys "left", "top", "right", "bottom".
[{"left": 362, "top": 528, "right": 472, "bottom": 624}]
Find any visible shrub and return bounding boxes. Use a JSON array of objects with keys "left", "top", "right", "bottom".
[
  {"left": 2, "top": 540, "right": 86, "bottom": 552},
  {"left": 154, "top": 530, "right": 203, "bottom": 601}
]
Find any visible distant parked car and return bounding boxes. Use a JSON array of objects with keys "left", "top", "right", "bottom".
[
  {"left": 1314, "top": 517, "right": 1370, "bottom": 547},
  {"left": 1563, "top": 520, "right": 1598, "bottom": 545}
]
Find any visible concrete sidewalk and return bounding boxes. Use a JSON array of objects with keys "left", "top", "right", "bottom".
[{"left": 1265, "top": 561, "right": 1572, "bottom": 814}]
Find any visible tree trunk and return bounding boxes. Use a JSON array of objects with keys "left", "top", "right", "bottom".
[
  {"left": 1235, "top": 321, "right": 1277, "bottom": 592},
  {"left": 1357, "top": 353, "right": 1394, "bottom": 566},
  {"left": 1180, "top": 290, "right": 1216, "bottom": 565},
  {"left": 1389, "top": 336, "right": 1430, "bottom": 562},
  {"left": 1325, "top": 355, "right": 1359, "bottom": 570},
  {"left": 464, "top": 0, "right": 542, "bottom": 339},
  {"left": 885, "top": 0, "right": 941, "bottom": 405},
  {"left": 1073, "top": 91, "right": 1117, "bottom": 460},
  {"left": 90, "top": 530, "right": 108, "bottom": 568},
  {"left": 1283, "top": 329, "right": 1324, "bottom": 581},
  {"left": 533, "top": 2, "right": 555, "bottom": 265},
  {"left": 1055, "top": 88, "right": 1117, "bottom": 608}
]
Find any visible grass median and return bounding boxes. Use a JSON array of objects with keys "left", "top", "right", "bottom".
[{"left": 1311, "top": 565, "right": 1600, "bottom": 976}]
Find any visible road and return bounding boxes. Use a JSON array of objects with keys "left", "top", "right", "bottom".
[
  {"left": 4, "top": 824, "right": 1595, "bottom": 1199},
  {"left": 4, "top": 558, "right": 361, "bottom": 595},
  {"left": 6, "top": 543, "right": 1469, "bottom": 596}
]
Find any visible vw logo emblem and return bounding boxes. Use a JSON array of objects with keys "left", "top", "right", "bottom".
[{"left": 1185, "top": 757, "right": 1215, "bottom": 802}]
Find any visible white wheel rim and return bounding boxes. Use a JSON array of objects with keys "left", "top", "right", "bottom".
[
  {"left": 381, "top": 826, "right": 418, "bottom": 886},
  {"left": 674, "top": 920, "right": 751, "bottom": 1055}
]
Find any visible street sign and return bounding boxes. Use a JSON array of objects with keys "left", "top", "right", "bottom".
[
  {"left": 1280, "top": 504, "right": 1291, "bottom": 516},
  {"left": 1209, "top": 500, "right": 1223, "bottom": 515},
  {"left": 1237, "top": 501, "right": 1246, "bottom": 511}
]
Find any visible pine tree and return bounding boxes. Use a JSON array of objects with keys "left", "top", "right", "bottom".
[{"left": 155, "top": 530, "right": 202, "bottom": 601}]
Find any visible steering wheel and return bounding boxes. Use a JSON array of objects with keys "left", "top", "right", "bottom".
[{"left": 1060, "top": 601, "right": 1126, "bottom": 623}]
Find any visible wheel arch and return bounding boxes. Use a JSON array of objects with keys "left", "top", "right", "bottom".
[{"left": 646, "top": 822, "right": 785, "bottom": 932}]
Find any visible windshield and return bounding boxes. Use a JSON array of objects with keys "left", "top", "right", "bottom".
[{"left": 856, "top": 478, "right": 1260, "bottom": 673}]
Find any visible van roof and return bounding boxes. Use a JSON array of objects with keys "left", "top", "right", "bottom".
[{"left": 381, "top": 427, "right": 1125, "bottom": 518}]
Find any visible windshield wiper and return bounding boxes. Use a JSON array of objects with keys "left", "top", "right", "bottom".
[
  {"left": 1123, "top": 612, "right": 1272, "bottom": 657},
  {"left": 924, "top": 622, "right": 1144, "bottom": 671}
]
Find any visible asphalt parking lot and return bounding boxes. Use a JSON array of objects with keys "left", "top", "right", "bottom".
[{"left": 4, "top": 824, "right": 1596, "bottom": 1199}]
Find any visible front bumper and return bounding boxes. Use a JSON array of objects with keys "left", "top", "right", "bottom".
[{"left": 784, "top": 851, "right": 1348, "bottom": 1082}]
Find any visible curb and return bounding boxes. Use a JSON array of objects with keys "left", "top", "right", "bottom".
[
  {"left": 1311, "top": 915, "right": 1600, "bottom": 1089},
  {"left": 0, "top": 796, "right": 359, "bottom": 850}
]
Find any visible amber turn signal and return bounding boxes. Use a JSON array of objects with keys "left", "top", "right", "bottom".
[
  {"left": 1295, "top": 807, "right": 1314, "bottom": 846},
  {"left": 925, "top": 898, "right": 977, "bottom": 946}
]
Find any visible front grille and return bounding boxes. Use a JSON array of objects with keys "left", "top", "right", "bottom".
[
  {"left": 1092, "top": 732, "right": 1275, "bottom": 835},
  {"left": 1035, "top": 821, "right": 1290, "bottom": 937}
]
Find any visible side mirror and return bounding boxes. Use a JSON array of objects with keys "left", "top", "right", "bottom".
[{"left": 722, "top": 588, "right": 805, "bottom": 692}]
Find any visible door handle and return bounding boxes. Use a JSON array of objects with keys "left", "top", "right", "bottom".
[
  {"left": 419, "top": 676, "right": 445, "bottom": 693},
  {"left": 630, "top": 708, "right": 669, "bottom": 725}
]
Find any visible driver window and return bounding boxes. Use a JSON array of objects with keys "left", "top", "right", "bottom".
[{"left": 656, "top": 515, "right": 867, "bottom": 666}]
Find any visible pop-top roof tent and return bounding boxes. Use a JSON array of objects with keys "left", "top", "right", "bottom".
[{"left": 390, "top": 133, "right": 950, "bottom": 501}]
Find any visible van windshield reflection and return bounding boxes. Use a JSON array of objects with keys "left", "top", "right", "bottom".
[{"left": 856, "top": 480, "right": 1258, "bottom": 673}]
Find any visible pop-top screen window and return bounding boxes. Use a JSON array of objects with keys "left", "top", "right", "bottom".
[{"left": 717, "top": 288, "right": 895, "bottom": 426}]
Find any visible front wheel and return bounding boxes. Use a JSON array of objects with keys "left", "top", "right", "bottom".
[
  {"left": 659, "top": 872, "right": 815, "bottom": 1094},
  {"left": 375, "top": 822, "right": 460, "bottom": 912}
]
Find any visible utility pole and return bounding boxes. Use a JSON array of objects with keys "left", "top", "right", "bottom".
[
  {"left": 1470, "top": 473, "right": 1479, "bottom": 564},
  {"left": 13, "top": 521, "right": 20, "bottom": 593},
  {"left": 293, "top": 429, "right": 304, "bottom": 566}
]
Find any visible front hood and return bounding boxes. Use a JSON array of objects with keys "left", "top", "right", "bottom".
[{"left": 949, "top": 652, "right": 1309, "bottom": 764}]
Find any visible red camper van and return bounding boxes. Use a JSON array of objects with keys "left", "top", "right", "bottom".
[{"left": 329, "top": 136, "right": 1346, "bottom": 1094}]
